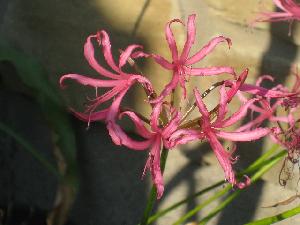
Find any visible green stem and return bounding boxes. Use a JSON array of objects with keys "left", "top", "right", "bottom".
[
  {"left": 244, "top": 205, "right": 300, "bottom": 225},
  {"left": 148, "top": 181, "right": 223, "bottom": 224},
  {"left": 148, "top": 144, "right": 280, "bottom": 224},
  {"left": 197, "top": 150, "right": 287, "bottom": 225},
  {"left": 173, "top": 185, "right": 231, "bottom": 225},
  {"left": 140, "top": 148, "right": 169, "bottom": 225}
]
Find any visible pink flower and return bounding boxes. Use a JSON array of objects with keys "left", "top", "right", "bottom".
[
  {"left": 108, "top": 102, "right": 183, "bottom": 199},
  {"left": 151, "top": 14, "right": 235, "bottom": 103},
  {"left": 253, "top": 0, "right": 300, "bottom": 33},
  {"left": 271, "top": 126, "right": 300, "bottom": 161},
  {"left": 170, "top": 85, "right": 270, "bottom": 188},
  {"left": 281, "top": 70, "right": 300, "bottom": 109},
  {"left": 236, "top": 75, "right": 296, "bottom": 132},
  {"left": 60, "top": 30, "right": 153, "bottom": 126}
]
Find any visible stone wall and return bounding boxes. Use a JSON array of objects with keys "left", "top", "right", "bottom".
[{"left": 1, "top": 0, "right": 299, "bottom": 116}]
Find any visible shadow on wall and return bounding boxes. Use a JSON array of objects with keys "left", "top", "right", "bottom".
[
  {"left": 216, "top": 18, "right": 298, "bottom": 225},
  {"left": 0, "top": 0, "right": 159, "bottom": 224}
]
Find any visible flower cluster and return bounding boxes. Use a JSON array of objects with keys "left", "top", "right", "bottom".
[
  {"left": 60, "top": 14, "right": 300, "bottom": 199},
  {"left": 253, "top": 0, "right": 300, "bottom": 34}
]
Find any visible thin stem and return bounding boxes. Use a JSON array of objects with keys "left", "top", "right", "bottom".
[
  {"left": 197, "top": 150, "right": 287, "bottom": 225},
  {"left": 140, "top": 148, "right": 169, "bottom": 225},
  {"left": 244, "top": 205, "right": 300, "bottom": 225},
  {"left": 131, "top": 0, "right": 151, "bottom": 38},
  {"left": 147, "top": 181, "right": 223, "bottom": 224},
  {"left": 172, "top": 149, "right": 285, "bottom": 225},
  {"left": 180, "top": 81, "right": 224, "bottom": 124},
  {"left": 172, "top": 185, "right": 231, "bottom": 225},
  {"left": 147, "top": 144, "right": 280, "bottom": 224}
]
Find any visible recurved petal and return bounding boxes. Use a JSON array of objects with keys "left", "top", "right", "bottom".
[
  {"left": 235, "top": 175, "right": 251, "bottom": 189},
  {"left": 165, "top": 18, "right": 182, "bottom": 61},
  {"left": 119, "top": 111, "right": 153, "bottom": 139},
  {"left": 225, "top": 68, "right": 248, "bottom": 102},
  {"left": 71, "top": 108, "right": 109, "bottom": 122},
  {"left": 150, "top": 72, "right": 180, "bottom": 104},
  {"left": 273, "top": 0, "right": 287, "bottom": 11},
  {"left": 150, "top": 102, "right": 163, "bottom": 132},
  {"left": 97, "top": 30, "right": 120, "bottom": 72},
  {"left": 180, "top": 14, "right": 196, "bottom": 61},
  {"left": 84, "top": 34, "right": 119, "bottom": 79},
  {"left": 152, "top": 54, "right": 173, "bottom": 70},
  {"left": 255, "top": 75, "right": 274, "bottom": 86},
  {"left": 281, "top": 0, "right": 300, "bottom": 18},
  {"left": 106, "top": 88, "right": 129, "bottom": 122},
  {"left": 240, "top": 84, "right": 296, "bottom": 98},
  {"left": 216, "top": 128, "right": 270, "bottom": 142},
  {"left": 168, "top": 129, "right": 204, "bottom": 147},
  {"left": 162, "top": 110, "right": 181, "bottom": 138},
  {"left": 119, "top": 44, "right": 144, "bottom": 68},
  {"left": 194, "top": 88, "right": 210, "bottom": 119},
  {"left": 221, "top": 99, "right": 258, "bottom": 128},
  {"left": 214, "top": 85, "right": 229, "bottom": 125},
  {"left": 107, "top": 121, "right": 152, "bottom": 150},
  {"left": 206, "top": 131, "right": 236, "bottom": 186},
  {"left": 60, "top": 74, "right": 124, "bottom": 88},
  {"left": 186, "top": 36, "right": 231, "bottom": 65},
  {"left": 189, "top": 66, "right": 235, "bottom": 76},
  {"left": 149, "top": 136, "right": 164, "bottom": 199}
]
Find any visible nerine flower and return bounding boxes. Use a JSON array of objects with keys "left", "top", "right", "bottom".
[
  {"left": 281, "top": 70, "right": 300, "bottom": 109},
  {"left": 236, "top": 75, "right": 298, "bottom": 132},
  {"left": 108, "top": 102, "right": 183, "bottom": 199},
  {"left": 60, "top": 30, "right": 153, "bottom": 126},
  {"left": 152, "top": 14, "right": 235, "bottom": 103},
  {"left": 170, "top": 85, "right": 270, "bottom": 188},
  {"left": 254, "top": 0, "right": 300, "bottom": 33},
  {"left": 271, "top": 126, "right": 300, "bottom": 166}
]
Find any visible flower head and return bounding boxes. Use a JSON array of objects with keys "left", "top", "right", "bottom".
[
  {"left": 60, "top": 30, "right": 153, "bottom": 126},
  {"left": 108, "top": 102, "right": 183, "bottom": 199},
  {"left": 170, "top": 84, "right": 270, "bottom": 188},
  {"left": 253, "top": 0, "right": 300, "bottom": 34},
  {"left": 151, "top": 14, "right": 235, "bottom": 103}
]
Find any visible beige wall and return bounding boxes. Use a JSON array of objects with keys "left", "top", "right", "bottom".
[{"left": 1, "top": 0, "right": 299, "bottom": 120}]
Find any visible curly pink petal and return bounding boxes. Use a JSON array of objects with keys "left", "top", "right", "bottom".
[
  {"left": 189, "top": 66, "right": 235, "bottom": 76},
  {"left": 84, "top": 35, "right": 119, "bottom": 79},
  {"left": 165, "top": 19, "right": 182, "bottom": 62},
  {"left": 60, "top": 74, "right": 123, "bottom": 88},
  {"left": 180, "top": 14, "right": 196, "bottom": 61},
  {"left": 97, "top": 30, "right": 120, "bottom": 72},
  {"left": 119, "top": 44, "right": 144, "bottom": 68},
  {"left": 216, "top": 128, "right": 270, "bottom": 142},
  {"left": 186, "top": 36, "right": 232, "bottom": 65}
]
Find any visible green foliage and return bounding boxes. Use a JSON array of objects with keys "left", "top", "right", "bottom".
[{"left": 0, "top": 40, "right": 78, "bottom": 188}]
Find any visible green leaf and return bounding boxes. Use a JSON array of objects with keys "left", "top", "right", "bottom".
[
  {"left": 147, "top": 144, "right": 280, "bottom": 224},
  {"left": 196, "top": 150, "right": 287, "bottom": 225},
  {"left": 0, "top": 40, "right": 78, "bottom": 187},
  {"left": 244, "top": 205, "right": 300, "bottom": 225}
]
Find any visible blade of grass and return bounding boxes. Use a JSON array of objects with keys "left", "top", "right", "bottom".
[
  {"left": 0, "top": 121, "right": 61, "bottom": 179},
  {"left": 147, "top": 181, "right": 224, "bottom": 224},
  {"left": 244, "top": 144, "right": 279, "bottom": 173},
  {"left": 244, "top": 205, "right": 300, "bottom": 225},
  {"left": 197, "top": 150, "right": 287, "bottom": 225},
  {"left": 147, "top": 144, "right": 280, "bottom": 224},
  {"left": 172, "top": 185, "right": 232, "bottom": 225},
  {"left": 0, "top": 40, "right": 78, "bottom": 187}
]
